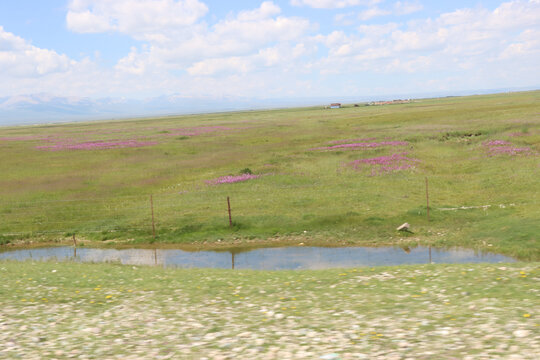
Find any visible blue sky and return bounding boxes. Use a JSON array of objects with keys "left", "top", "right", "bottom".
[{"left": 0, "top": 0, "right": 538, "bottom": 100}]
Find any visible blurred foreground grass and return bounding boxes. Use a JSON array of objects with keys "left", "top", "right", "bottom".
[{"left": 1, "top": 261, "right": 538, "bottom": 359}]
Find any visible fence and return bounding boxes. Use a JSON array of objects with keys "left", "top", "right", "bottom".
[{"left": 1, "top": 179, "right": 437, "bottom": 242}]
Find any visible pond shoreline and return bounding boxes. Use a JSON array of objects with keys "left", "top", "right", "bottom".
[
  {"left": 0, "top": 243, "right": 517, "bottom": 270},
  {"left": 0, "top": 234, "right": 388, "bottom": 251},
  {"left": 0, "top": 234, "right": 531, "bottom": 263}
]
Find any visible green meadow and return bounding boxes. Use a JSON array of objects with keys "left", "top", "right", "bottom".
[
  {"left": 0, "top": 91, "right": 539, "bottom": 259},
  {"left": 1, "top": 92, "right": 539, "bottom": 359}
]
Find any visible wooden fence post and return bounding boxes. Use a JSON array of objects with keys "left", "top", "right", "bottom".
[
  {"left": 73, "top": 234, "right": 77, "bottom": 258},
  {"left": 425, "top": 177, "right": 430, "bottom": 222},
  {"left": 227, "top": 196, "right": 232, "bottom": 227},
  {"left": 150, "top": 195, "right": 156, "bottom": 240}
]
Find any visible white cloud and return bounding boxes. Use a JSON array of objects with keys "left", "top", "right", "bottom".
[
  {"left": 499, "top": 28, "right": 540, "bottom": 59},
  {"left": 113, "top": 2, "right": 314, "bottom": 76},
  {"left": 291, "top": 0, "right": 380, "bottom": 9},
  {"left": 0, "top": 26, "right": 77, "bottom": 78},
  {"left": 187, "top": 57, "right": 254, "bottom": 76},
  {"left": 67, "top": 0, "right": 208, "bottom": 40},
  {"left": 316, "top": 0, "right": 540, "bottom": 78},
  {"left": 115, "top": 47, "right": 148, "bottom": 74},
  {"left": 237, "top": 1, "right": 281, "bottom": 21},
  {"left": 212, "top": 11, "right": 309, "bottom": 47},
  {"left": 357, "top": 23, "right": 399, "bottom": 36},
  {"left": 66, "top": 9, "right": 113, "bottom": 33},
  {"left": 440, "top": 0, "right": 539, "bottom": 29},
  {"left": 358, "top": 7, "right": 390, "bottom": 20},
  {"left": 393, "top": 1, "right": 423, "bottom": 15},
  {"left": 3, "top": 0, "right": 539, "bottom": 101},
  {"left": 186, "top": 43, "right": 311, "bottom": 76},
  {"left": 358, "top": 1, "right": 422, "bottom": 20},
  {"left": 66, "top": 1, "right": 314, "bottom": 77},
  {"left": 334, "top": 12, "right": 356, "bottom": 26}
]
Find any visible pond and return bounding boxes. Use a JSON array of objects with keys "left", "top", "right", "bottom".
[{"left": 0, "top": 245, "right": 515, "bottom": 270}]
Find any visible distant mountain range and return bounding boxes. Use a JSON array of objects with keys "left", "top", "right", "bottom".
[
  {"left": 0, "top": 94, "right": 243, "bottom": 125},
  {"left": 0, "top": 93, "right": 330, "bottom": 126},
  {"left": 1, "top": 87, "right": 537, "bottom": 126}
]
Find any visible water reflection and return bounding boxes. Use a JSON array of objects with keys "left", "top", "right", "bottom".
[{"left": 0, "top": 245, "right": 514, "bottom": 270}]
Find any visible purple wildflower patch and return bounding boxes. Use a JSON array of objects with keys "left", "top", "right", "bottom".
[
  {"left": 483, "top": 140, "right": 512, "bottom": 146},
  {"left": 482, "top": 140, "right": 533, "bottom": 157},
  {"left": 486, "top": 146, "right": 533, "bottom": 156},
  {"left": 346, "top": 153, "right": 419, "bottom": 176},
  {"left": 508, "top": 132, "right": 528, "bottom": 137},
  {"left": 311, "top": 141, "right": 408, "bottom": 151},
  {"left": 206, "top": 174, "right": 261, "bottom": 185},
  {"left": 36, "top": 140, "right": 158, "bottom": 151}
]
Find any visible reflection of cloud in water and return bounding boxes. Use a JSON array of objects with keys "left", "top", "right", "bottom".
[
  {"left": 0, "top": 246, "right": 515, "bottom": 270},
  {"left": 224, "top": 247, "right": 514, "bottom": 270},
  {"left": 162, "top": 250, "right": 230, "bottom": 269},
  {"left": 429, "top": 248, "right": 505, "bottom": 263},
  {"left": 0, "top": 247, "right": 75, "bottom": 262},
  {"left": 235, "top": 247, "right": 420, "bottom": 270},
  {"left": 0, "top": 247, "right": 159, "bottom": 266},
  {"left": 78, "top": 248, "right": 157, "bottom": 265}
]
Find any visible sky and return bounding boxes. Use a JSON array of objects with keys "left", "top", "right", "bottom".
[{"left": 0, "top": 0, "right": 539, "bottom": 101}]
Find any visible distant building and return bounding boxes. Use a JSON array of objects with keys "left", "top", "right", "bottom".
[
  {"left": 329, "top": 103, "right": 341, "bottom": 109},
  {"left": 366, "top": 99, "right": 412, "bottom": 106}
]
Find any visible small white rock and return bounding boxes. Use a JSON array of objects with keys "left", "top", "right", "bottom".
[
  {"left": 397, "top": 223, "right": 410, "bottom": 231},
  {"left": 513, "top": 330, "right": 530, "bottom": 338},
  {"left": 320, "top": 354, "right": 340, "bottom": 360}
]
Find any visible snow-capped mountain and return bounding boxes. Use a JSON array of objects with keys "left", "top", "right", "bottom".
[{"left": 0, "top": 93, "right": 324, "bottom": 125}]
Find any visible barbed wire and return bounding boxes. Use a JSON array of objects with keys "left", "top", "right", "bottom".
[{"left": 1, "top": 180, "right": 533, "bottom": 239}]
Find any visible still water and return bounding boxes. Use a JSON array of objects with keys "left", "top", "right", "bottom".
[{"left": 0, "top": 246, "right": 514, "bottom": 270}]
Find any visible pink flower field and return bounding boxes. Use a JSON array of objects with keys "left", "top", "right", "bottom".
[
  {"left": 205, "top": 174, "right": 261, "bottom": 185},
  {"left": 345, "top": 153, "right": 419, "bottom": 176},
  {"left": 482, "top": 140, "right": 534, "bottom": 157}
]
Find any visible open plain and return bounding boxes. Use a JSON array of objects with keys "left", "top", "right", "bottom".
[
  {"left": 1, "top": 91, "right": 539, "bottom": 359},
  {"left": 1, "top": 91, "right": 539, "bottom": 259}
]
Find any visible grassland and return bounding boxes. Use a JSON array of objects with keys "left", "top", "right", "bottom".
[
  {"left": 1, "top": 260, "right": 538, "bottom": 359},
  {"left": 0, "top": 91, "right": 539, "bottom": 259}
]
